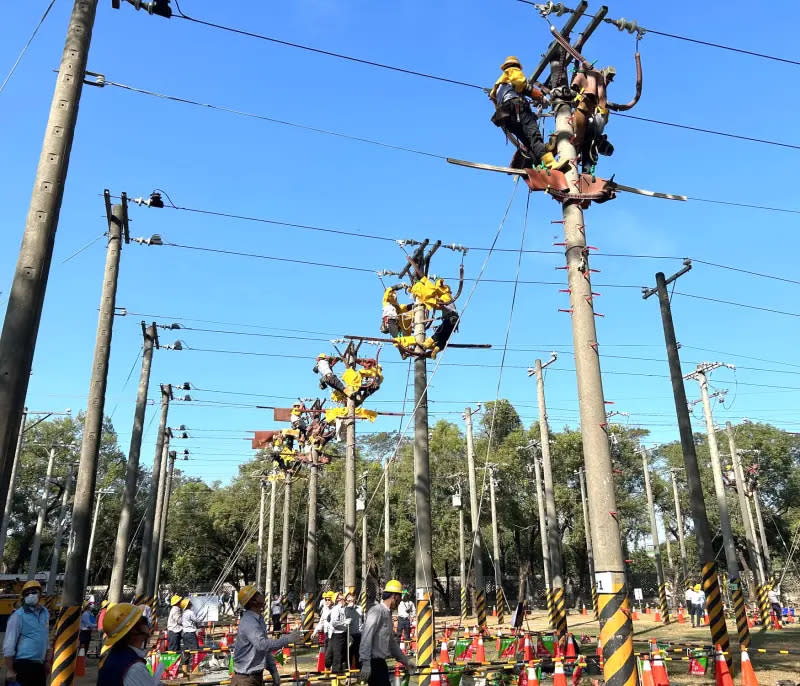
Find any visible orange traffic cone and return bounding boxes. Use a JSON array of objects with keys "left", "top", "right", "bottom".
[
  {"left": 581, "top": 604, "right": 588, "bottom": 616},
  {"left": 496, "top": 629, "right": 502, "bottom": 654},
  {"left": 595, "top": 638, "right": 604, "bottom": 670},
  {"left": 654, "top": 609, "right": 662, "bottom": 622},
  {"left": 522, "top": 635, "right": 534, "bottom": 662},
  {"left": 527, "top": 662, "right": 539, "bottom": 686},
  {"left": 677, "top": 610, "right": 685, "bottom": 624},
  {"left": 76, "top": 647, "right": 86, "bottom": 677},
  {"left": 652, "top": 651, "right": 670, "bottom": 686},
  {"left": 703, "top": 612, "right": 709, "bottom": 625},
  {"left": 564, "top": 633, "right": 577, "bottom": 665},
  {"left": 713, "top": 645, "right": 733, "bottom": 686},
  {"left": 640, "top": 657, "right": 655, "bottom": 686},
  {"left": 439, "top": 640, "right": 450, "bottom": 665},
  {"left": 316, "top": 643, "right": 326, "bottom": 672},
  {"left": 632, "top": 608, "right": 639, "bottom": 621},
  {"left": 475, "top": 636, "right": 487, "bottom": 663},
  {"left": 400, "top": 640, "right": 407, "bottom": 655},
  {"left": 431, "top": 661, "right": 441, "bottom": 686},
  {"left": 740, "top": 649, "right": 759, "bottom": 686},
  {"left": 392, "top": 664, "right": 403, "bottom": 686},
  {"left": 771, "top": 611, "right": 782, "bottom": 630},
  {"left": 552, "top": 659, "right": 567, "bottom": 686}
]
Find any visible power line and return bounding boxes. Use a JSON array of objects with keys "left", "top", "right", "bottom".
[
  {"left": 674, "top": 292, "right": 800, "bottom": 318},
  {"left": 0, "top": 0, "right": 57, "bottom": 94}
]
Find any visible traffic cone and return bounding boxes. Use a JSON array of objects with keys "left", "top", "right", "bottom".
[
  {"left": 316, "top": 643, "right": 326, "bottom": 672},
  {"left": 640, "top": 656, "right": 655, "bottom": 686},
  {"left": 439, "top": 640, "right": 450, "bottom": 665},
  {"left": 713, "top": 645, "right": 733, "bottom": 686},
  {"left": 522, "top": 635, "right": 534, "bottom": 662},
  {"left": 400, "top": 640, "right": 407, "bottom": 655},
  {"left": 595, "top": 638, "right": 604, "bottom": 670},
  {"left": 703, "top": 611, "right": 709, "bottom": 625},
  {"left": 496, "top": 629, "right": 502, "bottom": 654},
  {"left": 581, "top": 604, "right": 588, "bottom": 616},
  {"left": 770, "top": 610, "right": 782, "bottom": 630},
  {"left": 552, "top": 659, "right": 567, "bottom": 686},
  {"left": 739, "top": 649, "right": 758, "bottom": 686},
  {"left": 431, "top": 661, "right": 441, "bottom": 686},
  {"left": 526, "top": 662, "right": 539, "bottom": 686},
  {"left": 654, "top": 609, "right": 662, "bottom": 622},
  {"left": 517, "top": 662, "right": 528, "bottom": 686},
  {"left": 564, "top": 633, "right": 577, "bottom": 665},
  {"left": 475, "top": 636, "right": 487, "bottom": 664},
  {"left": 392, "top": 664, "right": 403, "bottom": 686},
  {"left": 632, "top": 608, "right": 639, "bottom": 621},
  {"left": 652, "top": 651, "right": 670, "bottom": 686},
  {"left": 76, "top": 647, "right": 86, "bottom": 677},
  {"left": 677, "top": 609, "right": 685, "bottom": 624}
]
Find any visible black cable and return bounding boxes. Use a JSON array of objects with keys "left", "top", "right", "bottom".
[{"left": 673, "top": 292, "right": 800, "bottom": 318}]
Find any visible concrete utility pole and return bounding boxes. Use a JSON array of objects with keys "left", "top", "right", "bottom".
[
  {"left": 344, "top": 390, "right": 357, "bottom": 596},
  {"left": 487, "top": 466, "right": 504, "bottom": 623},
  {"left": 454, "top": 485, "right": 468, "bottom": 622},
  {"left": 464, "top": 405, "right": 486, "bottom": 628},
  {"left": 686, "top": 363, "right": 750, "bottom": 648},
  {"left": 153, "top": 450, "right": 176, "bottom": 595},
  {"left": 265, "top": 471, "right": 278, "bottom": 595},
  {"left": 48, "top": 463, "right": 75, "bottom": 593},
  {"left": 0, "top": 0, "right": 99, "bottom": 532},
  {"left": 108, "top": 322, "right": 157, "bottom": 603},
  {"left": 55, "top": 200, "right": 123, "bottom": 686},
  {"left": 670, "top": 469, "right": 689, "bottom": 594},
  {"left": 644, "top": 266, "right": 730, "bottom": 657},
  {"left": 577, "top": 468, "right": 596, "bottom": 618},
  {"left": 530, "top": 356, "right": 566, "bottom": 635},
  {"left": 148, "top": 429, "right": 171, "bottom": 597},
  {"left": 257, "top": 478, "right": 266, "bottom": 589},
  {"left": 135, "top": 383, "right": 171, "bottom": 601},
  {"left": 0, "top": 410, "right": 27, "bottom": 561},
  {"left": 359, "top": 473, "right": 369, "bottom": 613},
  {"left": 85, "top": 488, "right": 112, "bottom": 588},
  {"left": 384, "top": 456, "right": 391, "bottom": 582},
  {"left": 533, "top": 456, "right": 552, "bottom": 622},
  {"left": 302, "top": 451, "right": 319, "bottom": 637},
  {"left": 641, "top": 448, "right": 670, "bottom": 623},
  {"left": 279, "top": 473, "right": 291, "bottom": 598},
  {"left": 751, "top": 484, "right": 772, "bottom": 582},
  {"left": 727, "top": 423, "right": 768, "bottom": 619},
  {"left": 28, "top": 448, "right": 56, "bottom": 580}
]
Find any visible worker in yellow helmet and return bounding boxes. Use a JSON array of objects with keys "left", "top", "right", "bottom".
[
  {"left": 314, "top": 354, "right": 354, "bottom": 398},
  {"left": 232, "top": 586, "right": 302, "bottom": 686},
  {"left": 489, "top": 55, "right": 569, "bottom": 171},
  {"left": 3, "top": 581, "right": 50, "bottom": 686},
  {"left": 358, "top": 580, "right": 409, "bottom": 686},
  {"left": 167, "top": 594, "right": 183, "bottom": 652},
  {"left": 97, "top": 603, "right": 153, "bottom": 686}
]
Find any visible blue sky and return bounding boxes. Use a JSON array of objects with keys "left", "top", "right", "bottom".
[{"left": 2, "top": 0, "right": 799, "bottom": 485}]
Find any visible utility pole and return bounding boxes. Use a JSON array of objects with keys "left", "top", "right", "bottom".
[
  {"left": 726, "top": 423, "right": 769, "bottom": 624},
  {"left": 153, "top": 450, "right": 176, "bottom": 596},
  {"left": 28, "top": 448, "right": 56, "bottom": 580},
  {"left": 302, "top": 451, "right": 319, "bottom": 637},
  {"left": 84, "top": 489, "right": 112, "bottom": 588},
  {"left": 384, "top": 456, "right": 391, "bottom": 582},
  {"left": 359, "top": 473, "right": 369, "bottom": 613},
  {"left": 344, "top": 389, "right": 357, "bottom": 596},
  {"left": 48, "top": 462, "right": 75, "bottom": 593},
  {"left": 108, "top": 322, "right": 157, "bottom": 603},
  {"left": 487, "top": 466, "right": 504, "bottom": 624},
  {"left": 279, "top": 473, "right": 291, "bottom": 602},
  {"left": 0, "top": 410, "right": 27, "bottom": 561},
  {"left": 257, "top": 478, "right": 266, "bottom": 589},
  {"left": 135, "top": 383, "right": 171, "bottom": 602},
  {"left": 453, "top": 485, "right": 468, "bottom": 622},
  {"left": 0, "top": 0, "right": 100, "bottom": 531},
  {"left": 687, "top": 362, "right": 750, "bottom": 649},
  {"left": 641, "top": 448, "right": 670, "bottom": 623},
  {"left": 54, "top": 197, "right": 124, "bottom": 686},
  {"left": 533, "top": 456, "right": 552, "bottom": 624},
  {"left": 577, "top": 468, "right": 596, "bottom": 618},
  {"left": 265, "top": 470, "right": 278, "bottom": 596},
  {"left": 529, "top": 355, "right": 566, "bottom": 636},
  {"left": 148, "top": 429, "right": 171, "bottom": 598},
  {"left": 643, "top": 265, "right": 730, "bottom": 657},
  {"left": 464, "top": 405, "right": 486, "bottom": 628},
  {"left": 669, "top": 469, "right": 689, "bottom": 595},
  {"left": 751, "top": 484, "right": 772, "bottom": 582}
]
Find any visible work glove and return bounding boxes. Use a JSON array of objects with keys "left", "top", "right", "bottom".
[{"left": 359, "top": 664, "right": 371, "bottom": 682}]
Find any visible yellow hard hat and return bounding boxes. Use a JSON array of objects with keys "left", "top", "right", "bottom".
[
  {"left": 384, "top": 579, "right": 403, "bottom": 595},
  {"left": 317, "top": 353, "right": 328, "bottom": 360},
  {"left": 501, "top": 55, "right": 522, "bottom": 70},
  {"left": 238, "top": 585, "right": 260, "bottom": 608},
  {"left": 103, "top": 603, "right": 145, "bottom": 647},
  {"left": 20, "top": 580, "right": 42, "bottom": 597},
  {"left": 170, "top": 594, "right": 182, "bottom": 606},
  {"left": 100, "top": 599, "right": 109, "bottom": 609},
  {"left": 693, "top": 584, "right": 701, "bottom": 591},
  {"left": 180, "top": 597, "right": 191, "bottom": 610}
]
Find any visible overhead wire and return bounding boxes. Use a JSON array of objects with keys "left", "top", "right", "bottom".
[{"left": 0, "top": 0, "right": 57, "bottom": 94}]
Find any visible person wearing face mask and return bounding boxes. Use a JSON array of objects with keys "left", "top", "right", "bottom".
[
  {"left": 166, "top": 595, "right": 183, "bottom": 652},
  {"left": 344, "top": 593, "right": 364, "bottom": 670},
  {"left": 97, "top": 603, "right": 157, "bottom": 686},
  {"left": 3, "top": 580, "right": 51, "bottom": 686},
  {"left": 180, "top": 598, "right": 199, "bottom": 676},
  {"left": 232, "top": 586, "right": 302, "bottom": 686}
]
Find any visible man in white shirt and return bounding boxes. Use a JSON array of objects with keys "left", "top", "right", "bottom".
[
  {"left": 326, "top": 593, "right": 348, "bottom": 672},
  {"left": 396, "top": 592, "right": 415, "bottom": 642},
  {"left": 684, "top": 586, "right": 697, "bottom": 626},
  {"left": 180, "top": 598, "right": 199, "bottom": 675}
]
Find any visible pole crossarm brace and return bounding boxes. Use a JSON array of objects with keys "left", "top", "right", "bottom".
[
  {"left": 683, "top": 362, "right": 736, "bottom": 382},
  {"left": 642, "top": 260, "right": 692, "bottom": 299}
]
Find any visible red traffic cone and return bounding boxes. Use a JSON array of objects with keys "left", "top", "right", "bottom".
[
  {"left": 527, "top": 662, "right": 539, "bottom": 686},
  {"left": 76, "top": 647, "right": 86, "bottom": 677},
  {"left": 713, "top": 645, "right": 733, "bottom": 686},
  {"left": 595, "top": 638, "right": 604, "bottom": 670},
  {"left": 392, "top": 664, "right": 403, "bottom": 686},
  {"left": 581, "top": 604, "right": 588, "bottom": 616},
  {"left": 517, "top": 662, "right": 528, "bottom": 686},
  {"left": 400, "top": 640, "right": 407, "bottom": 655},
  {"left": 640, "top": 656, "right": 655, "bottom": 686},
  {"left": 652, "top": 650, "right": 670, "bottom": 686},
  {"left": 564, "top": 633, "right": 577, "bottom": 665},
  {"left": 654, "top": 609, "right": 662, "bottom": 622},
  {"left": 740, "top": 649, "right": 759, "bottom": 686},
  {"left": 316, "top": 643, "right": 326, "bottom": 672},
  {"left": 632, "top": 608, "right": 639, "bottom": 621},
  {"left": 431, "top": 661, "right": 442, "bottom": 686},
  {"left": 771, "top": 610, "right": 782, "bottom": 629},
  {"left": 496, "top": 629, "right": 502, "bottom": 654},
  {"left": 475, "top": 636, "right": 487, "bottom": 664},
  {"left": 439, "top": 640, "right": 450, "bottom": 665},
  {"left": 552, "top": 659, "right": 567, "bottom": 686},
  {"left": 523, "top": 635, "right": 534, "bottom": 662}
]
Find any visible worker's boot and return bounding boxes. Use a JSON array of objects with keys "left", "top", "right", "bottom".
[{"left": 540, "top": 152, "right": 571, "bottom": 171}]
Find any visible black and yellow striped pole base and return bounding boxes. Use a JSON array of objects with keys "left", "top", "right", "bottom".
[
  {"left": 730, "top": 584, "right": 751, "bottom": 650},
  {"left": 359, "top": 585, "right": 367, "bottom": 615},
  {"left": 702, "top": 562, "right": 731, "bottom": 665},
  {"left": 551, "top": 586, "right": 567, "bottom": 637},
  {"left": 591, "top": 585, "right": 599, "bottom": 620},
  {"left": 475, "top": 589, "right": 487, "bottom": 630},
  {"left": 416, "top": 593, "right": 434, "bottom": 686},
  {"left": 756, "top": 585, "right": 772, "bottom": 631},
  {"left": 302, "top": 593, "right": 316, "bottom": 641},
  {"left": 52, "top": 605, "right": 81, "bottom": 686},
  {"left": 545, "top": 588, "right": 554, "bottom": 630},
  {"left": 460, "top": 586, "right": 468, "bottom": 623},
  {"left": 280, "top": 595, "right": 289, "bottom": 632},
  {"left": 658, "top": 583, "right": 671, "bottom": 624},
  {"left": 597, "top": 574, "right": 636, "bottom": 686},
  {"left": 495, "top": 586, "right": 505, "bottom": 625}
]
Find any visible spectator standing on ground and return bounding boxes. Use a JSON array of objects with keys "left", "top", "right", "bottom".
[
  {"left": 270, "top": 594, "right": 283, "bottom": 634},
  {"left": 3, "top": 581, "right": 51, "bottom": 686},
  {"left": 232, "top": 586, "right": 302, "bottom": 686},
  {"left": 684, "top": 585, "right": 696, "bottom": 626},
  {"left": 344, "top": 592, "right": 364, "bottom": 669},
  {"left": 396, "top": 591, "right": 415, "bottom": 642},
  {"left": 97, "top": 603, "right": 155, "bottom": 686},
  {"left": 80, "top": 601, "right": 97, "bottom": 656},
  {"left": 359, "top": 580, "right": 409, "bottom": 686},
  {"left": 768, "top": 584, "right": 783, "bottom": 626},
  {"left": 167, "top": 595, "right": 183, "bottom": 652},
  {"left": 692, "top": 584, "right": 706, "bottom": 628},
  {"left": 180, "top": 598, "right": 199, "bottom": 676},
  {"left": 326, "top": 593, "right": 348, "bottom": 672}
]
